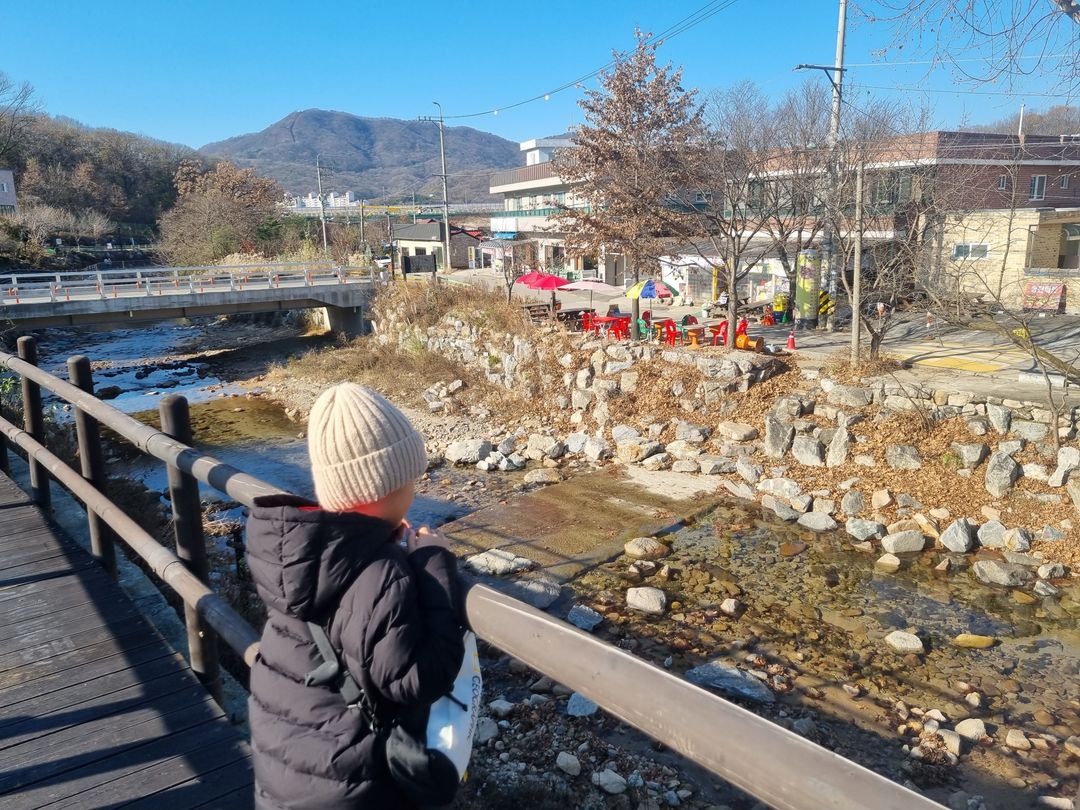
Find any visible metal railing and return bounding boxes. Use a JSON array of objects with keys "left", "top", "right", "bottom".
[
  {"left": 0, "top": 339, "right": 943, "bottom": 810},
  {"left": 0, "top": 261, "right": 361, "bottom": 305}
]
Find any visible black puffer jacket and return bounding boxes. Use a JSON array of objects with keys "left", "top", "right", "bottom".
[{"left": 245, "top": 495, "right": 465, "bottom": 810}]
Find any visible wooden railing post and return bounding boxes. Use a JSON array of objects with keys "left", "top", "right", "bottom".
[
  {"left": 68, "top": 355, "right": 117, "bottom": 579},
  {"left": 17, "top": 336, "right": 49, "bottom": 508},
  {"left": 159, "top": 394, "right": 222, "bottom": 704}
]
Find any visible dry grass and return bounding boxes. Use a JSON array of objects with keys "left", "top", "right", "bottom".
[
  {"left": 819, "top": 350, "right": 906, "bottom": 384},
  {"left": 373, "top": 281, "right": 530, "bottom": 335}
]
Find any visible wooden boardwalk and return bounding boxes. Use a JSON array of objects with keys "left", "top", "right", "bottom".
[{"left": 0, "top": 473, "right": 254, "bottom": 809}]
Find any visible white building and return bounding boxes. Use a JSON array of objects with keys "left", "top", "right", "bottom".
[
  {"left": 488, "top": 135, "right": 606, "bottom": 279},
  {"left": 0, "top": 169, "right": 16, "bottom": 214},
  {"left": 290, "top": 191, "right": 362, "bottom": 211}
]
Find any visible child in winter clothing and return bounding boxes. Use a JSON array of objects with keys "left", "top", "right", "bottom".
[{"left": 246, "top": 383, "right": 465, "bottom": 810}]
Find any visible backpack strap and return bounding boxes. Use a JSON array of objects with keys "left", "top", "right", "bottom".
[{"left": 304, "top": 621, "right": 385, "bottom": 735}]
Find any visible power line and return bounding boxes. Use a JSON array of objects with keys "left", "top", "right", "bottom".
[
  {"left": 847, "top": 82, "right": 1072, "bottom": 99},
  {"left": 439, "top": 0, "right": 741, "bottom": 121},
  {"left": 843, "top": 52, "right": 1072, "bottom": 69}
]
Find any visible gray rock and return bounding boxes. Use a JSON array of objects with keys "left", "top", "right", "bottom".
[
  {"left": 881, "top": 530, "right": 926, "bottom": 554},
  {"left": 615, "top": 439, "right": 662, "bottom": 464},
  {"left": 715, "top": 421, "right": 759, "bottom": 442},
  {"left": 841, "top": 490, "right": 866, "bottom": 516},
  {"left": 1048, "top": 447, "right": 1080, "bottom": 487},
  {"left": 885, "top": 630, "right": 924, "bottom": 654},
  {"left": 1012, "top": 420, "right": 1049, "bottom": 441},
  {"left": 972, "top": 559, "right": 1034, "bottom": 587},
  {"left": 611, "top": 424, "right": 640, "bottom": 444},
  {"left": 565, "top": 432, "right": 589, "bottom": 454},
  {"left": 954, "top": 718, "right": 986, "bottom": 742},
  {"left": 1038, "top": 562, "right": 1066, "bottom": 579},
  {"left": 1040, "top": 524, "right": 1067, "bottom": 541},
  {"left": 761, "top": 495, "right": 799, "bottom": 521},
  {"left": 998, "top": 438, "right": 1025, "bottom": 456},
  {"left": 626, "top": 586, "right": 667, "bottom": 614},
  {"left": 827, "top": 385, "right": 873, "bottom": 409},
  {"left": 966, "top": 416, "right": 990, "bottom": 436},
  {"left": 641, "top": 452, "right": 673, "bottom": 471},
  {"left": 591, "top": 769, "right": 627, "bottom": 795},
  {"left": 763, "top": 415, "right": 795, "bottom": 459},
  {"left": 465, "top": 549, "right": 534, "bottom": 576},
  {"left": 671, "top": 460, "right": 700, "bottom": 473},
  {"left": 722, "top": 479, "right": 756, "bottom": 500},
  {"left": 886, "top": 445, "right": 923, "bottom": 470},
  {"left": 488, "top": 699, "right": 515, "bottom": 718},
  {"left": 736, "top": 458, "right": 763, "bottom": 484},
  {"left": 524, "top": 433, "right": 566, "bottom": 460},
  {"left": 567, "top": 604, "right": 603, "bottom": 631},
  {"left": 476, "top": 717, "right": 500, "bottom": 744},
  {"left": 758, "top": 477, "right": 801, "bottom": 499},
  {"left": 1034, "top": 580, "right": 1060, "bottom": 597},
  {"left": 939, "top": 518, "right": 976, "bottom": 553},
  {"left": 984, "top": 451, "right": 1020, "bottom": 497},
  {"left": 446, "top": 439, "right": 493, "bottom": 465},
  {"left": 664, "top": 440, "right": 703, "bottom": 460},
  {"left": 1069, "top": 478, "right": 1080, "bottom": 513},
  {"left": 1002, "top": 527, "right": 1032, "bottom": 552},
  {"left": 675, "top": 422, "right": 711, "bottom": 444},
  {"left": 501, "top": 575, "right": 563, "bottom": 609},
  {"left": 567, "top": 693, "right": 599, "bottom": 717},
  {"left": 556, "top": 751, "right": 581, "bottom": 777},
  {"left": 524, "top": 468, "right": 562, "bottom": 485},
  {"left": 791, "top": 436, "right": 825, "bottom": 467},
  {"left": 797, "top": 512, "right": 838, "bottom": 532},
  {"left": 684, "top": 662, "right": 775, "bottom": 703},
  {"left": 875, "top": 553, "right": 902, "bottom": 573},
  {"left": 698, "top": 455, "right": 736, "bottom": 475},
  {"left": 624, "top": 536, "right": 670, "bottom": 560},
  {"left": 846, "top": 518, "right": 886, "bottom": 541},
  {"left": 571, "top": 389, "right": 595, "bottom": 410},
  {"left": 583, "top": 437, "right": 612, "bottom": 462},
  {"left": 977, "top": 519, "right": 1007, "bottom": 548},
  {"left": 826, "top": 428, "right": 852, "bottom": 468},
  {"left": 986, "top": 403, "right": 1012, "bottom": 434},
  {"left": 951, "top": 443, "right": 989, "bottom": 469}
]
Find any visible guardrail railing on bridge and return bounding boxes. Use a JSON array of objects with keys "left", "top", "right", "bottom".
[
  {"left": 0, "top": 262, "right": 365, "bottom": 305},
  {"left": 0, "top": 338, "right": 941, "bottom": 810}
]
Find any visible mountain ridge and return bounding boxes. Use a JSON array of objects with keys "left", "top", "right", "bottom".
[{"left": 199, "top": 109, "right": 521, "bottom": 202}]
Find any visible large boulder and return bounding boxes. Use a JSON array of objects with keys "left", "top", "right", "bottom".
[
  {"left": 584, "top": 437, "right": 612, "bottom": 462},
  {"left": 1012, "top": 420, "right": 1049, "bottom": 442},
  {"left": 1049, "top": 447, "right": 1080, "bottom": 487},
  {"left": 841, "top": 490, "right": 866, "bottom": 516},
  {"left": 763, "top": 415, "right": 795, "bottom": 459},
  {"left": 616, "top": 439, "right": 662, "bottom": 464},
  {"left": 986, "top": 403, "right": 1012, "bottom": 434},
  {"left": 524, "top": 434, "right": 566, "bottom": 461},
  {"left": 626, "top": 586, "right": 667, "bottom": 614},
  {"left": 446, "top": 439, "right": 493, "bottom": 465},
  {"left": 624, "top": 537, "right": 670, "bottom": 560},
  {"left": 846, "top": 518, "right": 886, "bottom": 542},
  {"left": 984, "top": 451, "right": 1020, "bottom": 497}
]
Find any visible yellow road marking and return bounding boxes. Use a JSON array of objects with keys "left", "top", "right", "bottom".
[{"left": 911, "top": 356, "right": 1003, "bottom": 373}]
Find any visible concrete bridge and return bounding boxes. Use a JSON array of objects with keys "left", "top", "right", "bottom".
[{"left": 0, "top": 263, "right": 373, "bottom": 336}]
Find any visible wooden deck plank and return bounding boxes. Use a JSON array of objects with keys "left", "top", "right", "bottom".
[
  {"left": 10, "top": 720, "right": 236, "bottom": 809},
  {"left": 0, "top": 687, "right": 222, "bottom": 797},
  {"left": 0, "top": 470, "right": 253, "bottom": 808}
]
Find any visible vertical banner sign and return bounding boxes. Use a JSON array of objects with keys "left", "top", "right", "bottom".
[{"left": 795, "top": 249, "right": 822, "bottom": 326}]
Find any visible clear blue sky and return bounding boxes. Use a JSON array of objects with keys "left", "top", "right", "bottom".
[{"left": 4, "top": 0, "right": 1065, "bottom": 148}]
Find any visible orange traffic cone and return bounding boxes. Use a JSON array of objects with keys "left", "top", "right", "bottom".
[{"left": 786, "top": 329, "right": 796, "bottom": 351}]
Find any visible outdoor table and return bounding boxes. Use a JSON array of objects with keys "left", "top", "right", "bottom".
[
  {"left": 682, "top": 325, "right": 706, "bottom": 347},
  {"left": 591, "top": 315, "right": 631, "bottom": 338},
  {"left": 556, "top": 307, "right": 593, "bottom": 331}
]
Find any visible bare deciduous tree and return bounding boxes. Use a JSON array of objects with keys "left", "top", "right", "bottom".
[
  {"left": 554, "top": 30, "right": 703, "bottom": 309},
  {"left": 76, "top": 209, "right": 114, "bottom": 245},
  {"left": 0, "top": 72, "right": 38, "bottom": 165}
]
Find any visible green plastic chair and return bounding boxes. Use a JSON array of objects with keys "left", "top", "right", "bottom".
[{"left": 637, "top": 318, "right": 651, "bottom": 341}]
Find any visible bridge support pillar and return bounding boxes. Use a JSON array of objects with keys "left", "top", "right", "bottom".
[{"left": 324, "top": 304, "right": 368, "bottom": 339}]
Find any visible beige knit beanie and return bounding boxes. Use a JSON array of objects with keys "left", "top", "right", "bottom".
[{"left": 307, "top": 383, "right": 427, "bottom": 511}]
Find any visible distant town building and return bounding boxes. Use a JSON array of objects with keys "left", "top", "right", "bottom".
[
  {"left": 393, "top": 220, "right": 481, "bottom": 270},
  {"left": 288, "top": 191, "right": 363, "bottom": 211},
  {"left": 0, "top": 169, "right": 17, "bottom": 214}
]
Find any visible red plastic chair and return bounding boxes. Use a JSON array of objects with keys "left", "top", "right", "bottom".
[
  {"left": 641, "top": 310, "right": 652, "bottom": 323},
  {"left": 581, "top": 312, "right": 594, "bottom": 334},
  {"left": 709, "top": 321, "right": 729, "bottom": 346},
  {"left": 662, "top": 320, "right": 680, "bottom": 347}
]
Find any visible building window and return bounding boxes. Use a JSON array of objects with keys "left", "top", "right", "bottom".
[
  {"left": 1030, "top": 174, "right": 1047, "bottom": 201},
  {"left": 0, "top": 181, "right": 7, "bottom": 192},
  {"left": 997, "top": 175, "right": 1008, "bottom": 190},
  {"left": 414, "top": 247, "right": 426, "bottom": 256},
  {"left": 1062, "top": 174, "right": 1071, "bottom": 190},
  {"left": 952, "top": 243, "right": 989, "bottom": 260}
]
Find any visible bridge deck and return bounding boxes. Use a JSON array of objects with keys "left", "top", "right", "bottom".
[{"left": 0, "top": 473, "right": 253, "bottom": 809}]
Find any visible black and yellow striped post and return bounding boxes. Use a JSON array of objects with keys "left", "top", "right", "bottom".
[{"left": 818, "top": 290, "right": 835, "bottom": 326}]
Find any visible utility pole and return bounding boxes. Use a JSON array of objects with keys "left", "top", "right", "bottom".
[
  {"left": 316, "top": 154, "right": 329, "bottom": 258},
  {"left": 795, "top": 0, "right": 847, "bottom": 329},
  {"left": 387, "top": 211, "right": 395, "bottom": 279},
  {"left": 849, "top": 161, "right": 863, "bottom": 366},
  {"left": 420, "top": 102, "right": 453, "bottom": 273},
  {"left": 359, "top": 199, "right": 365, "bottom": 246}
]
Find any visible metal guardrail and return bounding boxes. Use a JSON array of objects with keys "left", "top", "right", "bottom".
[
  {"left": 0, "top": 339, "right": 943, "bottom": 810},
  {"left": 0, "top": 262, "right": 363, "bottom": 305}
]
